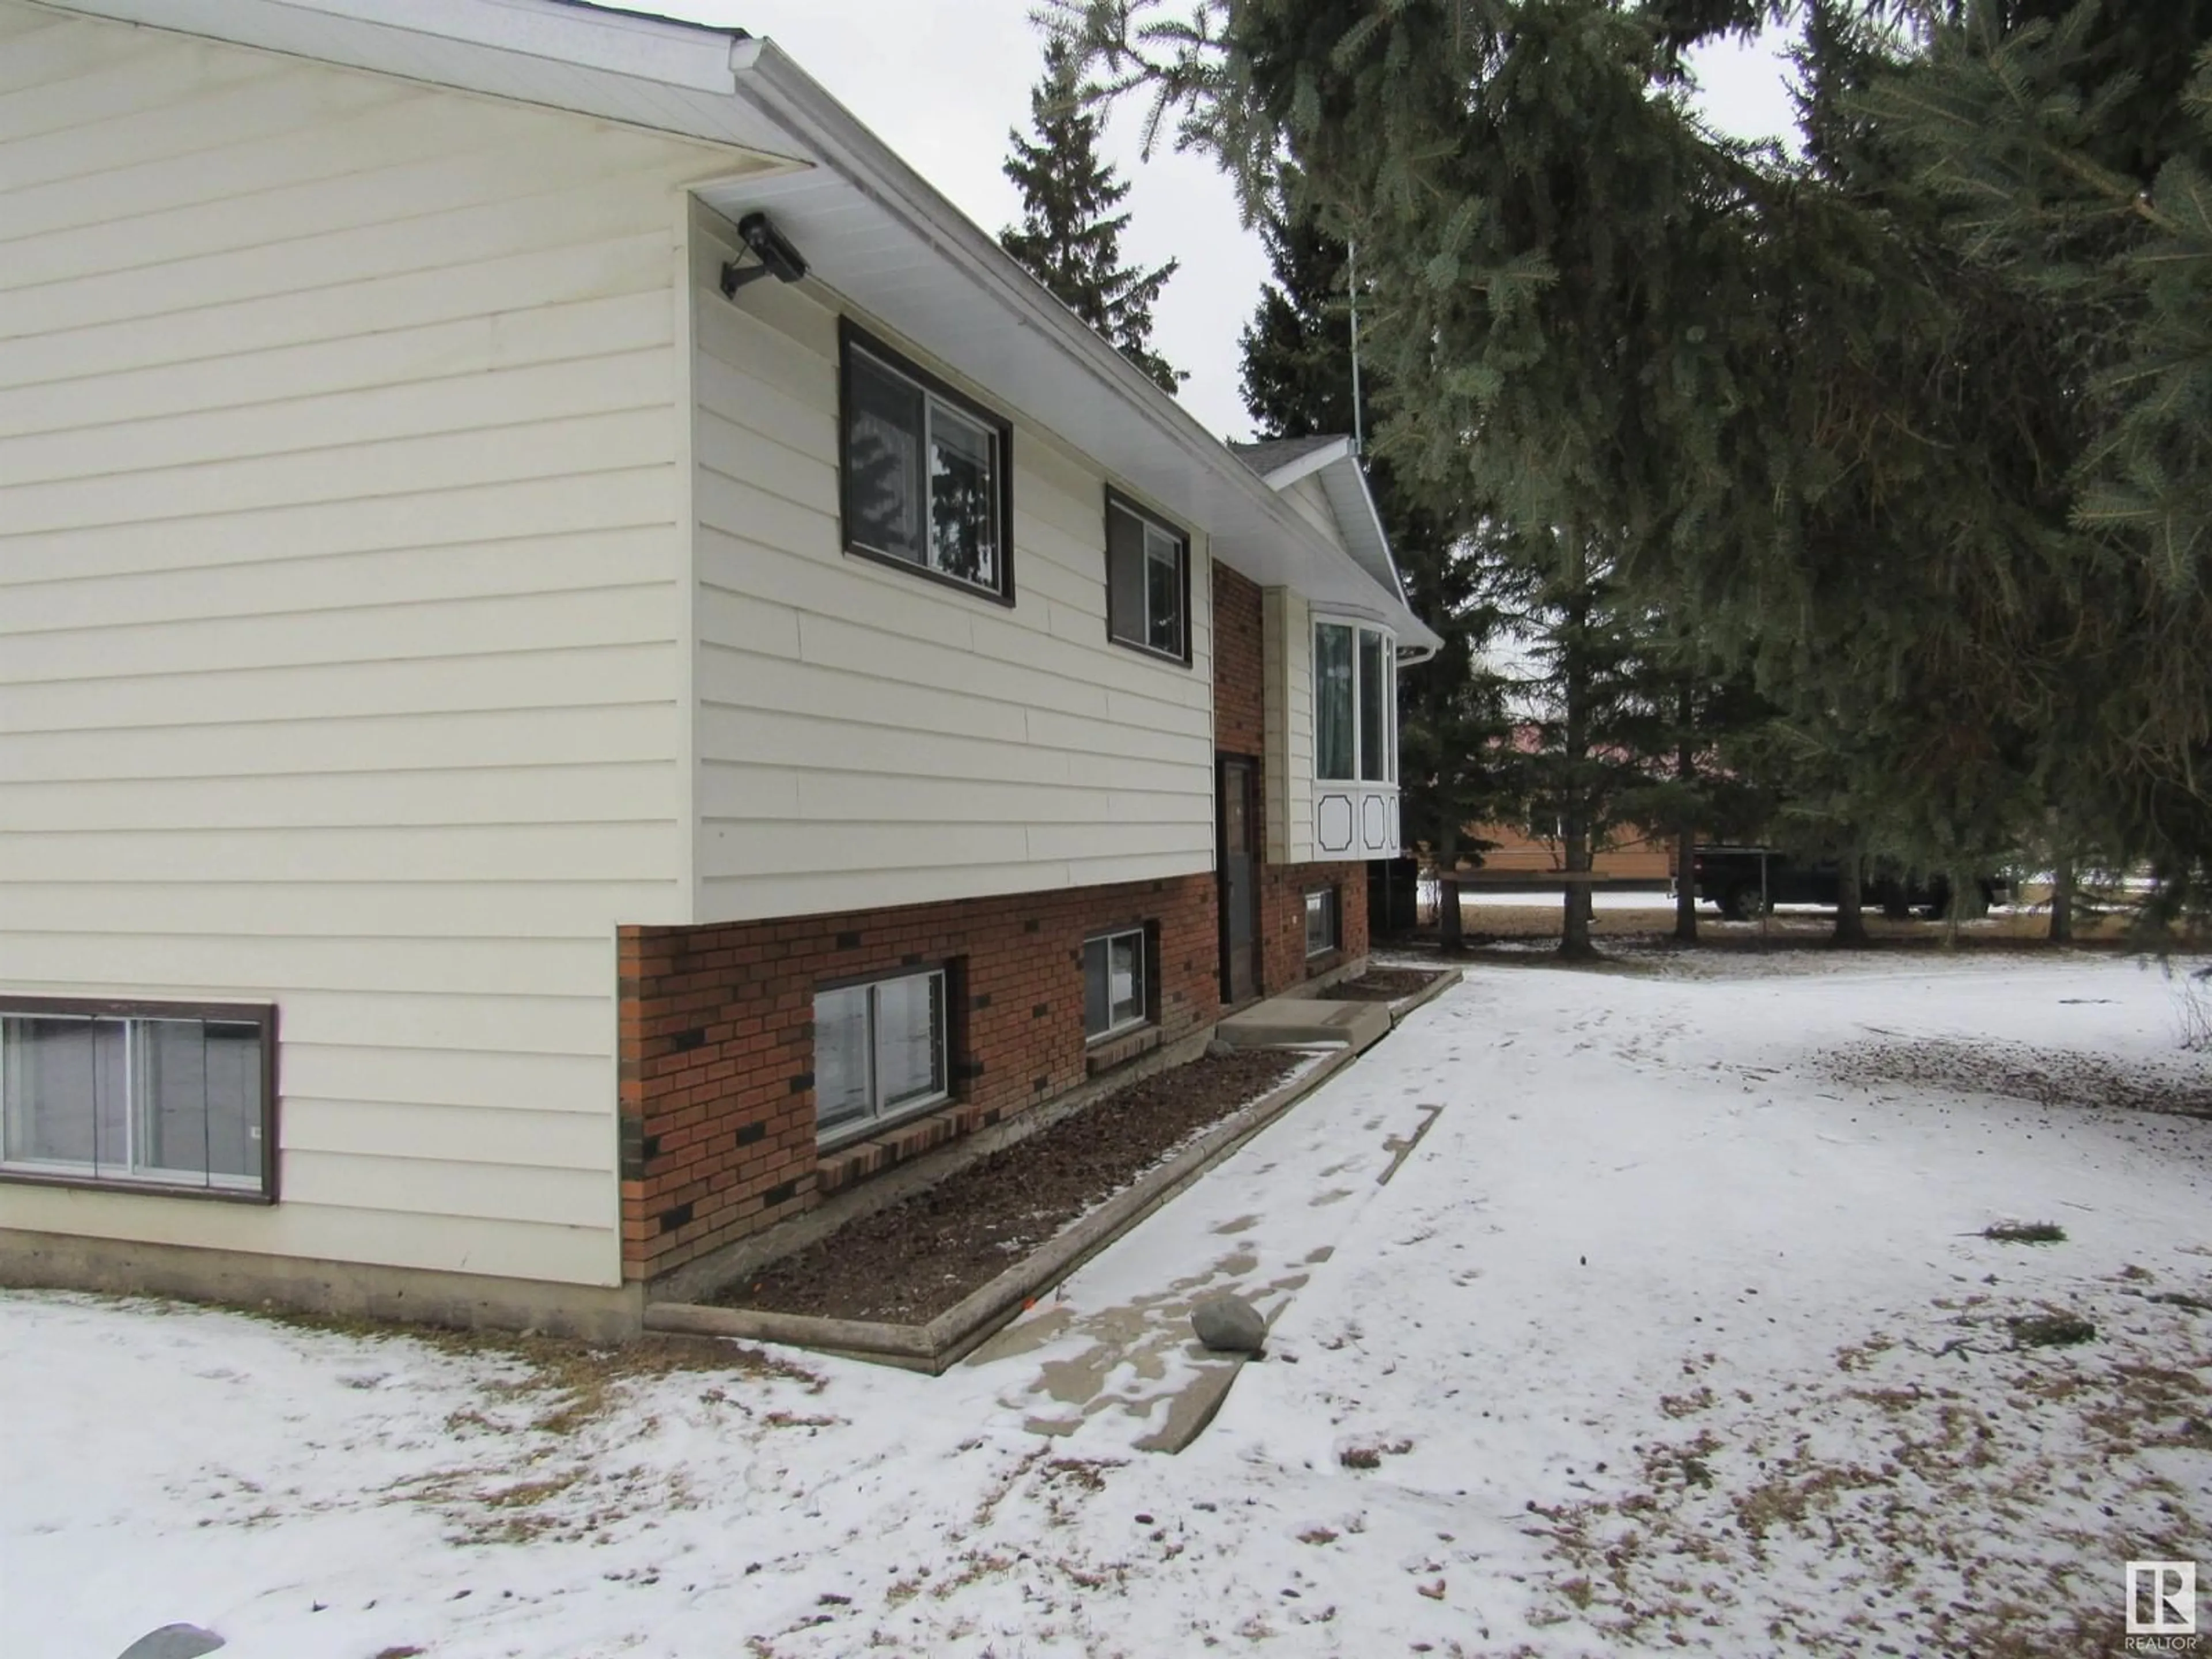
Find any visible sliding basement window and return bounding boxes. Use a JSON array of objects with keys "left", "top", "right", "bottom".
[
  {"left": 0, "top": 999, "right": 276, "bottom": 1200},
  {"left": 814, "top": 968, "right": 949, "bottom": 1143}
]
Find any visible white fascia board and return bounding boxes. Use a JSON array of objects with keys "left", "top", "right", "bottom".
[
  {"left": 726, "top": 39, "right": 1441, "bottom": 655},
  {"left": 1255, "top": 437, "right": 1355, "bottom": 489},
  {"left": 1317, "top": 456, "right": 1413, "bottom": 604},
  {"left": 725, "top": 41, "right": 1267, "bottom": 480},
  {"left": 253, "top": 0, "right": 745, "bottom": 89}
]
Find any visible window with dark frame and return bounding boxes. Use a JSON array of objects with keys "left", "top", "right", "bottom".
[
  {"left": 1304, "top": 889, "right": 1341, "bottom": 958},
  {"left": 813, "top": 967, "right": 948, "bottom": 1143},
  {"left": 0, "top": 999, "right": 276, "bottom": 1199},
  {"left": 838, "top": 320, "right": 1014, "bottom": 603},
  {"left": 1104, "top": 490, "right": 1190, "bottom": 663},
  {"left": 1082, "top": 926, "right": 1150, "bottom": 1041}
]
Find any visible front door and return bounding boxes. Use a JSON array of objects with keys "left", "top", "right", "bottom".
[{"left": 1218, "top": 756, "right": 1260, "bottom": 1005}]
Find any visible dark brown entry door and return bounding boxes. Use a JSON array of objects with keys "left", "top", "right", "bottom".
[{"left": 1218, "top": 757, "right": 1260, "bottom": 1005}]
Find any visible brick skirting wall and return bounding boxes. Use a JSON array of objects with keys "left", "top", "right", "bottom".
[
  {"left": 1213, "top": 560, "right": 1372, "bottom": 997},
  {"left": 1258, "top": 858, "right": 1369, "bottom": 991},
  {"left": 617, "top": 874, "right": 1218, "bottom": 1283}
]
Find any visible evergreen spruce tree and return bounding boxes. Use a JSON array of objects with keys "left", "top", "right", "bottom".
[
  {"left": 1238, "top": 203, "right": 1356, "bottom": 435},
  {"left": 1053, "top": 0, "right": 2212, "bottom": 927},
  {"left": 1859, "top": 1, "right": 2212, "bottom": 918},
  {"left": 1001, "top": 36, "right": 1185, "bottom": 393},
  {"left": 1235, "top": 195, "right": 1513, "bottom": 947}
]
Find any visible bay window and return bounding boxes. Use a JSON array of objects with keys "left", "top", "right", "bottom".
[{"left": 1314, "top": 619, "right": 1397, "bottom": 783}]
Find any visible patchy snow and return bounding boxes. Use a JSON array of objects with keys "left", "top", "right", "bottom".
[{"left": 6, "top": 952, "right": 2210, "bottom": 1658}]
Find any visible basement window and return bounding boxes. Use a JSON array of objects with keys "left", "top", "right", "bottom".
[
  {"left": 815, "top": 968, "right": 948, "bottom": 1143},
  {"left": 0, "top": 999, "right": 276, "bottom": 1200},
  {"left": 1305, "top": 889, "right": 1341, "bottom": 958},
  {"left": 1082, "top": 927, "right": 1152, "bottom": 1041}
]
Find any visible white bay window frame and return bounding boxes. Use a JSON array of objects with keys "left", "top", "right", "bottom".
[
  {"left": 1314, "top": 618, "right": 1398, "bottom": 783},
  {"left": 1310, "top": 615, "right": 1402, "bottom": 861}
]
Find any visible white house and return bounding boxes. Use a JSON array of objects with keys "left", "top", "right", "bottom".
[{"left": 0, "top": 0, "right": 1436, "bottom": 1334}]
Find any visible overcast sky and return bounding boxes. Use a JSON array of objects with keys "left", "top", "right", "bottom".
[{"left": 646, "top": 3, "right": 1800, "bottom": 442}]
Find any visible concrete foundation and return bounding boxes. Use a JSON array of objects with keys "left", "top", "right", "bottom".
[{"left": 0, "top": 1229, "right": 646, "bottom": 1342}]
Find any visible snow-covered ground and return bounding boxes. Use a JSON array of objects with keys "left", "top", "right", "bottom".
[{"left": 6, "top": 951, "right": 2210, "bottom": 1658}]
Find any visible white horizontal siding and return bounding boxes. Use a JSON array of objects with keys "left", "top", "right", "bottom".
[
  {"left": 0, "top": 5, "right": 781, "bottom": 1289},
  {"left": 1263, "top": 586, "right": 1316, "bottom": 864},
  {"left": 688, "top": 202, "right": 1216, "bottom": 921}
]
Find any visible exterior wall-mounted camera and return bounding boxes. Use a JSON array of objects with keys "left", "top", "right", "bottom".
[{"left": 721, "top": 211, "right": 808, "bottom": 298}]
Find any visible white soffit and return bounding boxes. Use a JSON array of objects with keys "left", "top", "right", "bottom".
[
  {"left": 31, "top": 0, "right": 1441, "bottom": 650},
  {"left": 1314, "top": 458, "right": 1412, "bottom": 610}
]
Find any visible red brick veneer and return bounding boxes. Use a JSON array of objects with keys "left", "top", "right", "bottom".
[
  {"left": 1210, "top": 561, "right": 1372, "bottom": 997},
  {"left": 618, "top": 874, "right": 1218, "bottom": 1282}
]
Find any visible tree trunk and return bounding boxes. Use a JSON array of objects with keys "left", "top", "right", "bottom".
[
  {"left": 1675, "top": 827, "right": 1699, "bottom": 942},
  {"left": 1673, "top": 684, "right": 1698, "bottom": 944},
  {"left": 1832, "top": 837, "right": 1868, "bottom": 945},
  {"left": 1559, "top": 578, "right": 1596, "bottom": 961},
  {"left": 1437, "top": 827, "right": 1465, "bottom": 953},
  {"left": 2050, "top": 852, "right": 2074, "bottom": 943}
]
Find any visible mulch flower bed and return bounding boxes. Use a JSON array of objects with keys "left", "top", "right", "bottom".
[
  {"left": 1319, "top": 967, "right": 1446, "bottom": 1003},
  {"left": 715, "top": 1049, "right": 1305, "bottom": 1325}
]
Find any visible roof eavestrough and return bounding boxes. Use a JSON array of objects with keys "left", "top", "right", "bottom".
[{"left": 718, "top": 37, "right": 1440, "bottom": 652}]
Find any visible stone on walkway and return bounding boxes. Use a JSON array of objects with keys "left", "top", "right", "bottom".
[{"left": 1191, "top": 1294, "right": 1267, "bottom": 1353}]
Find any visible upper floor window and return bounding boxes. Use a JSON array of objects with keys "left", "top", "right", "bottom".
[
  {"left": 839, "top": 320, "right": 1014, "bottom": 604},
  {"left": 1, "top": 999, "right": 276, "bottom": 1200},
  {"left": 1105, "top": 490, "right": 1190, "bottom": 663},
  {"left": 1315, "top": 620, "right": 1397, "bottom": 782}
]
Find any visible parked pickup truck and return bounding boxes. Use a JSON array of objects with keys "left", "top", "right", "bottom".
[{"left": 1690, "top": 847, "right": 2009, "bottom": 922}]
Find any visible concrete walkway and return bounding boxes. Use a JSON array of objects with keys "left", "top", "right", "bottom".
[{"left": 961, "top": 1010, "right": 1450, "bottom": 1453}]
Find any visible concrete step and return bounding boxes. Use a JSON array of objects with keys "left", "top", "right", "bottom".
[{"left": 1214, "top": 996, "right": 1392, "bottom": 1052}]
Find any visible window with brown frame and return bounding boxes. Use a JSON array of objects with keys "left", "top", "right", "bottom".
[
  {"left": 1104, "top": 488, "right": 1191, "bottom": 664},
  {"left": 838, "top": 319, "right": 1015, "bottom": 604},
  {"left": 0, "top": 998, "right": 277, "bottom": 1201}
]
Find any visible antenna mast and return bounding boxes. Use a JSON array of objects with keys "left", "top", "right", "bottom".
[{"left": 1347, "top": 238, "right": 1364, "bottom": 454}]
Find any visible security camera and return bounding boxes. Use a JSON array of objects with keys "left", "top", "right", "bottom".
[{"left": 722, "top": 211, "right": 808, "bottom": 297}]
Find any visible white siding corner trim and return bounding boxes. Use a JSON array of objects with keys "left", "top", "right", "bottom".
[{"left": 1262, "top": 586, "right": 1314, "bottom": 865}]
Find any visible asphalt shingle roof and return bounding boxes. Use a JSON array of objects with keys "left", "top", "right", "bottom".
[{"left": 1226, "top": 434, "right": 1347, "bottom": 477}]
